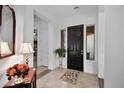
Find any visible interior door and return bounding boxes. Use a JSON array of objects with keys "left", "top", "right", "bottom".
[{"left": 67, "top": 25, "right": 83, "bottom": 71}]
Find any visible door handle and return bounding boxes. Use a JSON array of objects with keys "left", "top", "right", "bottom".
[
  {"left": 80, "top": 50, "right": 83, "bottom": 52},
  {"left": 80, "top": 50, "right": 83, "bottom": 55},
  {"left": 80, "top": 52, "right": 83, "bottom": 55}
]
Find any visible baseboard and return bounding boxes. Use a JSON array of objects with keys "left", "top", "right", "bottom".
[{"left": 98, "top": 78, "right": 104, "bottom": 88}]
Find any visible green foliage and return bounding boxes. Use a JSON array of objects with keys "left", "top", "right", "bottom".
[
  {"left": 16, "top": 70, "right": 21, "bottom": 76},
  {"left": 55, "top": 48, "right": 66, "bottom": 57}
]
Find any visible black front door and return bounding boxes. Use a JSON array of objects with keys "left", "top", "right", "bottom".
[{"left": 67, "top": 25, "right": 83, "bottom": 71}]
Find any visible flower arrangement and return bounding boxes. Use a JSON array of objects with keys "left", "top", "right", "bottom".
[{"left": 6, "top": 64, "right": 29, "bottom": 80}]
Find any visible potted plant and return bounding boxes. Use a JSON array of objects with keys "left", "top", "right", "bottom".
[
  {"left": 55, "top": 48, "right": 66, "bottom": 68},
  {"left": 55, "top": 48, "right": 66, "bottom": 57}
]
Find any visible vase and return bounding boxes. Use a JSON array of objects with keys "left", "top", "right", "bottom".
[
  {"left": 14, "top": 75, "right": 24, "bottom": 84},
  {"left": 59, "top": 57, "right": 63, "bottom": 69}
]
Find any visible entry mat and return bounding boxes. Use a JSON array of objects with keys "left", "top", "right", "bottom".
[{"left": 60, "top": 70, "right": 80, "bottom": 84}]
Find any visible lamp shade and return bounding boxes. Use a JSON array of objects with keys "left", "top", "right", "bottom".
[
  {"left": 19, "top": 43, "right": 34, "bottom": 54},
  {"left": 0, "top": 42, "right": 12, "bottom": 56}
]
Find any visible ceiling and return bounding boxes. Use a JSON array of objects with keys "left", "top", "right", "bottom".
[{"left": 39, "top": 5, "right": 98, "bottom": 19}]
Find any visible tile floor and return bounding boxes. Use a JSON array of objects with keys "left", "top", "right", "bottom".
[
  {"left": 37, "top": 65, "right": 48, "bottom": 75},
  {"left": 37, "top": 68, "right": 99, "bottom": 88},
  {"left": 36, "top": 65, "right": 50, "bottom": 79}
]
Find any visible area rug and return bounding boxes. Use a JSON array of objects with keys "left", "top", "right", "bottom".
[{"left": 60, "top": 70, "right": 80, "bottom": 84}]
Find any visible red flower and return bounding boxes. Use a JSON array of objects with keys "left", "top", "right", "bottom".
[
  {"left": 7, "top": 67, "right": 12, "bottom": 73},
  {"left": 6, "top": 63, "right": 29, "bottom": 80},
  {"left": 17, "top": 64, "right": 29, "bottom": 72},
  {"left": 13, "top": 64, "right": 18, "bottom": 69},
  {"left": 17, "top": 64, "right": 24, "bottom": 72},
  {"left": 23, "top": 64, "right": 29, "bottom": 71},
  {"left": 7, "top": 68, "right": 16, "bottom": 76}
]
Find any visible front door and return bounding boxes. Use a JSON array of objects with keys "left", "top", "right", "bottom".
[{"left": 67, "top": 25, "right": 83, "bottom": 71}]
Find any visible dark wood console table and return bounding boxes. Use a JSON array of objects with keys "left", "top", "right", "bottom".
[{"left": 3, "top": 67, "right": 36, "bottom": 88}]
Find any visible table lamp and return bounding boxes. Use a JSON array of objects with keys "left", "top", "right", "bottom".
[
  {"left": 0, "top": 42, "right": 12, "bottom": 56},
  {"left": 19, "top": 43, "right": 34, "bottom": 64}
]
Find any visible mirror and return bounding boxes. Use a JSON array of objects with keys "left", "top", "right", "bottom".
[
  {"left": 86, "top": 25, "right": 95, "bottom": 60},
  {"left": 0, "top": 5, "right": 16, "bottom": 58},
  {"left": 61, "top": 29, "right": 67, "bottom": 57}
]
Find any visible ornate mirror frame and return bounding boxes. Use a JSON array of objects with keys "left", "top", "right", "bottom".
[{"left": 0, "top": 5, "right": 16, "bottom": 59}]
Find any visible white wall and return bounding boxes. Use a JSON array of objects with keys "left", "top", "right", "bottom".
[
  {"left": 0, "top": 5, "right": 25, "bottom": 87},
  {"left": 104, "top": 6, "right": 124, "bottom": 88},
  {"left": 98, "top": 6, "right": 105, "bottom": 78},
  {"left": 55, "top": 13, "right": 98, "bottom": 74},
  {"left": 24, "top": 6, "right": 56, "bottom": 70},
  {"left": 33, "top": 6, "right": 56, "bottom": 70},
  {"left": 23, "top": 6, "right": 34, "bottom": 67},
  {"left": 34, "top": 15, "right": 48, "bottom": 66}
]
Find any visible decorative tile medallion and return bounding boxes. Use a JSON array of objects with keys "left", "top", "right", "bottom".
[{"left": 60, "top": 70, "right": 80, "bottom": 84}]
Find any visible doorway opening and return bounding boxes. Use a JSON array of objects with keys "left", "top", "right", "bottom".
[{"left": 33, "top": 14, "right": 50, "bottom": 81}]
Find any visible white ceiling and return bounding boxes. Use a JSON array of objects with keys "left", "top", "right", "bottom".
[{"left": 39, "top": 5, "right": 98, "bottom": 19}]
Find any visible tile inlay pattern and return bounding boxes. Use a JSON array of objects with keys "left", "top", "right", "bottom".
[{"left": 60, "top": 70, "right": 80, "bottom": 84}]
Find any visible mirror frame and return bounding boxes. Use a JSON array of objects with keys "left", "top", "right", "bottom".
[
  {"left": 86, "top": 25, "right": 95, "bottom": 61},
  {"left": 0, "top": 5, "right": 16, "bottom": 59},
  {"left": 60, "top": 29, "right": 66, "bottom": 57}
]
